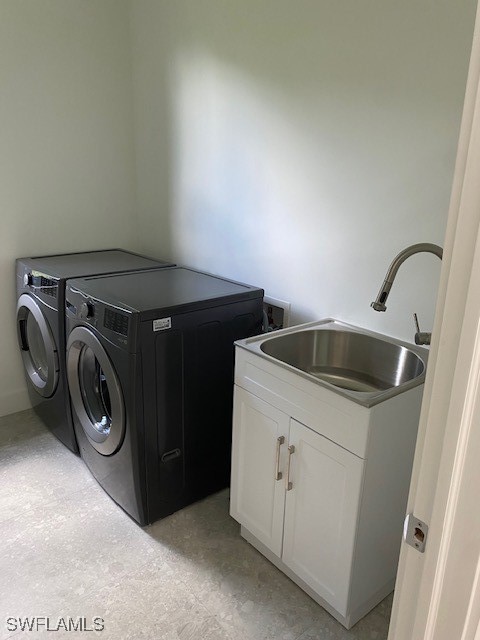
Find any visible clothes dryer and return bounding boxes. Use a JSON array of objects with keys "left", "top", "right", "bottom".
[
  {"left": 16, "top": 250, "right": 173, "bottom": 452},
  {"left": 65, "top": 266, "right": 263, "bottom": 524}
]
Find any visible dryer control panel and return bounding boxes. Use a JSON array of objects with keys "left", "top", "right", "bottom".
[{"left": 16, "top": 263, "right": 59, "bottom": 303}]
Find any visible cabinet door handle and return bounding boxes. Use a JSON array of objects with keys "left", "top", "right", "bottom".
[
  {"left": 275, "top": 436, "right": 285, "bottom": 480},
  {"left": 286, "top": 444, "right": 295, "bottom": 491}
]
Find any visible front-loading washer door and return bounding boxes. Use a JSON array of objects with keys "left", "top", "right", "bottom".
[
  {"left": 16, "top": 294, "right": 59, "bottom": 398},
  {"left": 67, "top": 326, "right": 125, "bottom": 456}
]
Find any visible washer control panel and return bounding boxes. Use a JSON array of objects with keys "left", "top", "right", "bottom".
[
  {"left": 65, "top": 284, "right": 133, "bottom": 351},
  {"left": 104, "top": 308, "right": 129, "bottom": 336}
]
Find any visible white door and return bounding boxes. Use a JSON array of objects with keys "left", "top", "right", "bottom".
[
  {"left": 282, "top": 419, "right": 364, "bottom": 616},
  {"left": 230, "top": 386, "right": 288, "bottom": 556},
  {"left": 389, "top": 2, "right": 480, "bottom": 637}
]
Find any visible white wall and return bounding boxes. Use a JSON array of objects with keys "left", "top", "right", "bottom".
[
  {"left": 0, "top": 0, "right": 137, "bottom": 415},
  {"left": 130, "top": 0, "right": 475, "bottom": 341},
  {"left": 1, "top": 1, "right": 476, "bottom": 417}
]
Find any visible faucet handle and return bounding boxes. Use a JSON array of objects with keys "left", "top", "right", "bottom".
[
  {"left": 413, "top": 313, "right": 420, "bottom": 334},
  {"left": 413, "top": 313, "right": 431, "bottom": 346}
]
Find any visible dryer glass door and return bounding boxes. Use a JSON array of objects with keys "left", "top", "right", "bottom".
[
  {"left": 16, "top": 294, "right": 59, "bottom": 398},
  {"left": 67, "top": 326, "right": 125, "bottom": 456}
]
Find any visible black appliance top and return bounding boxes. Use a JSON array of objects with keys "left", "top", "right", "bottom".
[
  {"left": 67, "top": 267, "right": 263, "bottom": 315},
  {"left": 18, "top": 249, "right": 172, "bottom": 280}
]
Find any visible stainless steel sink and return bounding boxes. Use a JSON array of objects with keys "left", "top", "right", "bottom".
[
  {"left": 260, "top": 328, "right": 424, "bottom": 392},
  {"left": 236, "top": 319, "right": 428, "bottom": 406}
]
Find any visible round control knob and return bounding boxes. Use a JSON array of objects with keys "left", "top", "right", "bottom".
[
  {"left": 23, "top": 273, "right": 33, "bottom": 287},
  {"left": 79, "top": 302, "right": 94, "bottom": 320}
]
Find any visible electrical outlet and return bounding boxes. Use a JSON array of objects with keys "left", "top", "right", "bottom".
[{"left": 263, "top": 296, "right": 291, "bottom": 331}]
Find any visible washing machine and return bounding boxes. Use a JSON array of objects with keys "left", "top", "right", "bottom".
[
  {"left": 65, "top": 266, "right": 263, "bottom": 524},
  {"left": 16, "top": 250, "right": 174, "bottom": 453}
]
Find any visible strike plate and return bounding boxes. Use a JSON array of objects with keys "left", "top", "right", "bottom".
[{"left": 404, "top": 513, "right": 428, "bottom": 553}]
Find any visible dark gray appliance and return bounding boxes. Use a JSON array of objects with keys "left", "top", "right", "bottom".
[
  {"left": 16, "top": 250, "right": 174, "bottom": 453},
  {"left": 65, "top": 266, "right": 263, "bottom": 525}
]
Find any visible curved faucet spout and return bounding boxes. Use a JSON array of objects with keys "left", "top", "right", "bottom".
[{"left": 371, "top": 243, "right": 443, "bottom": 313}]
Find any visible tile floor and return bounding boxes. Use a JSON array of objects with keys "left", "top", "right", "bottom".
[{"left": 0, "top": 409, "right": 392, "bottom": 640}]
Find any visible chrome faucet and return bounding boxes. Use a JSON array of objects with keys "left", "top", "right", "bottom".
[{"left": 371, "top": 243, "right": 443, "bottom": 345}]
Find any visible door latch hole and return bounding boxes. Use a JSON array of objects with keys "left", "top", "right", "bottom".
[
  {"left": 414, "top": 527, "right": 425, "bottom": 546},
  {"left": 404, "top": 514, "right": 428, "bottom": 553}
]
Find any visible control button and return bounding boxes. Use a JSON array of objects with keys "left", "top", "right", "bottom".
[
  {"left": 79, "top": 302, "right": 94, "bottom": 320},
  {"left": 23, "top": 273, "right": 33, "bottom": 287}
]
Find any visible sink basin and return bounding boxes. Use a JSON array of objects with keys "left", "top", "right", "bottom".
[
  {"left": 260, "top": 329, "right": 425, "bottom": 393},
  {"left": 236, "top": 319, "right": 428, "bottom": 406}
]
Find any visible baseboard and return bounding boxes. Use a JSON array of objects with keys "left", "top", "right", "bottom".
[{"left": 0, "top": 387, "right": 31, "bottom": 417}]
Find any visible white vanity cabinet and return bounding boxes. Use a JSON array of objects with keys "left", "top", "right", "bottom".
[
  {"left": 282, "top": 418, "right": 364, "bottom": 616},
  {"left": 230, "top": 388, "right": 289, "bottom": 557},
  {"left": 231, "top": 387, "right": 363, "bottom": 616},
  {"left": 230, "top": 344, "right": 423, "bottom": 629}
]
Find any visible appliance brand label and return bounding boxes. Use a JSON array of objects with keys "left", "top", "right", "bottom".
[{"left": 153, "top": 317, "right": 172, "bottom": 332}]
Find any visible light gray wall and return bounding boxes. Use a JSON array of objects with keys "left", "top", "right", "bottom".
[
  {"left": 1, "top": 1, "right": 476, "bottom": 417},
  {"left": 131, "top": 0, "right": 475, "bottom": 341},
  {"left": 0, "top": 0, "right": 137, "bottom": 415}
]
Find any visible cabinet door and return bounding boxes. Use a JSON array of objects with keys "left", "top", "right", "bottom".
[
  {"left": 282, "top": 419, "right": 364, "bottom": 616},
  {"left": 230, "top": 386, "right": 289, "bottom": 556}
]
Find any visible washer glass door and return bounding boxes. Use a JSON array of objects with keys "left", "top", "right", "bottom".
[
  {"left": 16, "top": 294, "right": 59, "bottom": 398},
  {"left": 67, "top": 326, "right": 125, "bottom": 456}
]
